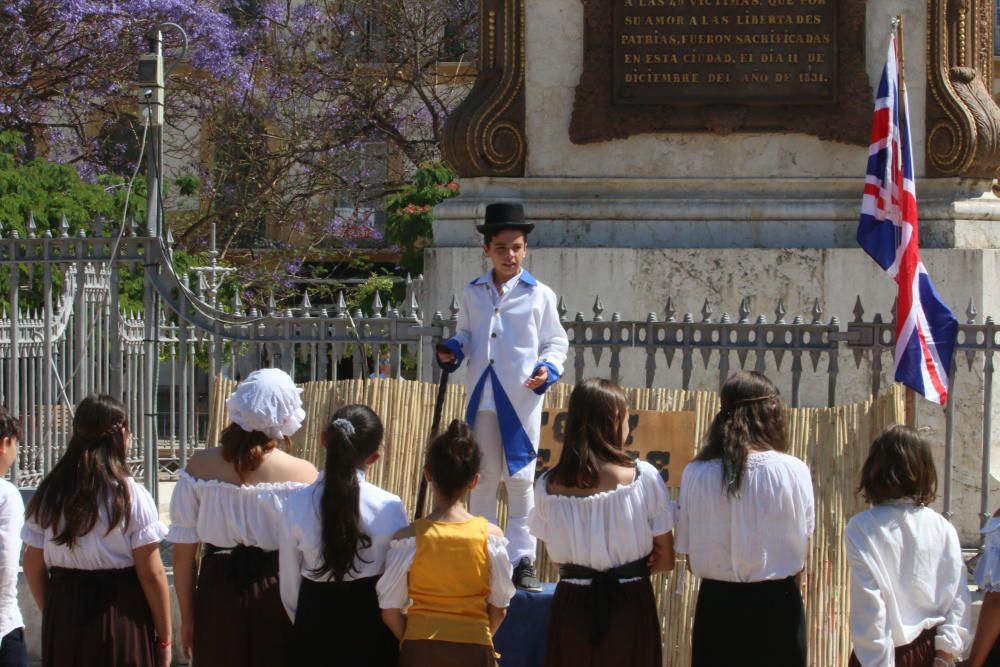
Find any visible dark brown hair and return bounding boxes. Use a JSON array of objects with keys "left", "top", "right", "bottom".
[
  {"left": 697, "top": 371, "right": 787, "bottom": 498},
  {"left": 858, "top": 425, "right": 937, "bottom": 505},
  {"left": 482, "top": 228, "right": 527, "bottom": 246},
  {"left": 548, "top": 378, "right": 634, "bottom": 489},
  {"left": 426, "top": 420, "right": 481, "bottom": 502},
  {"left": 0, "top": 406, "right": 21, "bottom": 441},
  {"left": 314, "top": 404, "right": 384, "bottom": 581},
  {"left": 26, "top": 394, "right": 132, "bottom": 547},
  {"left": 220, "top": 423, "right": 277, "bottom": 481}
]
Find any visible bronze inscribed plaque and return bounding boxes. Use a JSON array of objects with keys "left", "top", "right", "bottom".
[
  {"left": 571, "top": 0, "right": 871, "bottom": 145},
  {"left": 613, "top": 0, "right": 837, "bottom": 105}
]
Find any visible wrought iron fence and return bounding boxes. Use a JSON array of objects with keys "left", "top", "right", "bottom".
[{"left": 0, "top": 214, "right": 996, "bottom": 533}]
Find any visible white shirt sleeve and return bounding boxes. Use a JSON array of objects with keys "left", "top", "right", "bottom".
[
  {"left": 278, "top": 508, "right": 303, "bottom": 623},
  {"left": 0, "top": 488, "right": 23, "bottom": 618},
  {"left": 376, "top": 537, "right": 415, "bottom": 610},
  {"left": 487, "top": 534, "right": 516, "bottom": 608},
  {"left": 845, "top": 523, "right": 894, "bottom": 667},
  {"left": 976, "top": 517, "right": 1000, "bottom": 592},
  {"left": 20, "top": 518, "right": 44, "bottom": 550},
  {"left": 127, "top": 481, "right": 168, "bottom": 549},
  {"left": 166, "top": 473, "right": 199, "bottom": 544},
  {"left": 673, "top": 467, "right": 691, "bottom": 554},
  {"left": 641, "top": 463, "right": 675, "bottom": 536},
  {"left": 536, "top": 288, "right": 569, "bottom": 375},
  {"left": 935, "top": 525, "right": 972, "bottom": 656},
  {"left": 527, "top": 477, "right": 548, "bottom": 541}
]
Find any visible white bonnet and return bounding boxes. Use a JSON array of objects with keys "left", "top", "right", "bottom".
[{"left": 225, "top": 368, "right": 306, "bottom": 440}]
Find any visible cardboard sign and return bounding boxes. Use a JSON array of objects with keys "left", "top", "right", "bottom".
[{"left": 536, "top": 410, "right": 696, "bottom": 488}]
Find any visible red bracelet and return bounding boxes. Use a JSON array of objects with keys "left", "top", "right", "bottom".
[{"left": 158, "top": 638, "right": 171, "bottom": 649}]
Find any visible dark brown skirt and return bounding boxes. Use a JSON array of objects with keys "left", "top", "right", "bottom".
[
  {"left": 848, "top": 627, "right": 936, "bottom": 667},
  {"left": 42, "top": 566, "right": 157, "bottom": 667},
  {"left": 544, "top": 577, "right": 662, "bottom": 667},
  {"left": 193, "top": 545, "right": 292, "bottom": 667},
  {"left": 400, "top": 639, "right": 496, "bottom": 667},
  {"left": 692, "top": 576, "right": 807, "bottom": 667},
  {"left": 291, "top": 575, "right": 399, "bottom": 667}
]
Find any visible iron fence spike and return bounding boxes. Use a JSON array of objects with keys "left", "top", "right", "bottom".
[
  {"left": 775, "top": 299, "right": 786, "bottom": 324},
  {"left": 738, "top": 297, "right": 750, "bottom": 323},
  {"left": 593, "top": 296, "right": 605, "bottom": 321},
  {"left": 665, "top": 297, "right": 676, "bottom": 322},
  {"left": 558, "top": 296, "right": 568, "bottom": 320},
  {"left": 852, "top": 296, "right": 864, "bottom": 323},
  {"left": 701, "top": 299, "right": 712, "bottom": 323},
  {"left": 812, "top": 298, "right": 823, "bottom": 324},
  {"left": 26, "top": 212, "right": 36, "bottom": 238},
  {"left": 967, "top": 298, "right": 978, "bottom": 324},
  {"left": 449, "top": 294, "right": 460, "bottom": 317}
]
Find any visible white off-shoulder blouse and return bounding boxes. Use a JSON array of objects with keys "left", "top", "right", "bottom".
[
  {"left": 21, "top": 477, "right": 167, "bottom": 570},
  {"left": 279, "top": 471, "right": 409, "bottom": 622},
  {"left": 528, "top": 460, "right": 675, "bottom": 573},
  {"left": 975, "top": 516, "right": 1000, "bottom": 593},
  {"left": 845, "top": 502, "right": 971, "bottom": 666},
  {"left": 675, "top": 450, "right": 814, "bottom": 582},
  {"left": 376, "top": 534, "right": 516, "bottom": 610},
  {"left": 166, "top": 470, "right": 306, "bottom": 550}
]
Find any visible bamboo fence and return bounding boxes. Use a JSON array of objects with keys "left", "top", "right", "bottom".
[{"left": 208, "top": 377, "right": 904, "bottom": 666}]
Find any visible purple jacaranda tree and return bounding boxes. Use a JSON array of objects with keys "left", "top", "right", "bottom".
[{"left": 1, "top": 0, "right": 476, "bottom": 308}]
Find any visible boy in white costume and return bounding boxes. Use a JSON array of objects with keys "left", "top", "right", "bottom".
[{"left": 437, "top": 202, "right": 569, "bottom": 591}]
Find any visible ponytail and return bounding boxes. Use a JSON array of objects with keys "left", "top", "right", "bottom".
[
  {"left": 697, "top": 371, "right": 787, "bottom": 498},
  {"left": 313, "top": 405, "right": 384, "bottom": 581}
]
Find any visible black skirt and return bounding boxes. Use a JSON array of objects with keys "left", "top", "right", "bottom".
[
  {"left": 544, "top": 577, "right": 662, "bottom": 667},
  {"left": 692, "top": 576, "right": 807, "bottom": 667},
  {"left": 194, "top": 544, "right": 292, "bottom": 667},
  {"left": 291, "top": 575, "right": 399, "bottom": 667},
  {"left": 42, "top": 566, "right": 157, "bottom": 667}
]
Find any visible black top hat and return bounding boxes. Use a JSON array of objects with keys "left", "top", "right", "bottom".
[{"left": 476, "top": 202, "right": 535, "bottom": 234}]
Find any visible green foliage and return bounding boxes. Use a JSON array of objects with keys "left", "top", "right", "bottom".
[
  {"left": 384, "top": 162, "right": 459, "bottom": 275},
  {"left": 0, "top": 131, "right": 145, "bottom": 237}
]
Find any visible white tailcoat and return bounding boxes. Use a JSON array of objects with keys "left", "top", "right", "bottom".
[{"left": 442, "top": 269, "right": 568, "bottom": 479}]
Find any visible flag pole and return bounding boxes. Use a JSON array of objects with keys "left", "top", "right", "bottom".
[
  {"left": 893, "top": 15, "right": 906, "bottom": 107},
  {"left": 892, "top": 14, "right": 919, "bottom": 415}
]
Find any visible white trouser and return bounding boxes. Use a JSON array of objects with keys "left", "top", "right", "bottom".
[{"left": 469, "top": 411, "right": 537, "bottom": 565}]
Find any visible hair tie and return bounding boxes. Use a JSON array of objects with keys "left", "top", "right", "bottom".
[
  {"left": 101, "top": 420, "right": 126, "bottom": 438},
  {"left": 724, "top": 394, "right": 778, "bottom": 411},
  {"left": 332, "top": 418, "right": 356, "bottom": 437}
]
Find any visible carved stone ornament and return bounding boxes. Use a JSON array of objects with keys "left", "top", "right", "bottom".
[
  {"left": 569, "top": 0, "right": 872, "bottom": 145},
  {"left": 925, "top": 0, "right": 1000, "bottom": 178},
  {"left": 441, "top": 0, "right": 526, "bottom": 177}
]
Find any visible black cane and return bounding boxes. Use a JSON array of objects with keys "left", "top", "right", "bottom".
[{"left": 415, "top": 350, "right": 451, "bottom": 518}]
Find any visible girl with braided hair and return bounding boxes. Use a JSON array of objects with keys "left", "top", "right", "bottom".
[
  {"left": 675, "top": 370, "right": 815, "bottom": 667},
  {"left": 22, "top": 394, "right": 172, "bottom": 667},
  {"left": 278, "top": 404, "right": 408, "bottom": 666},
  {"left": 378, "top": 419, "right": 516, "bottom": 666}
]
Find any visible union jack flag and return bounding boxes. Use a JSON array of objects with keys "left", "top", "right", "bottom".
[{"left": 858, "top": 32, "right": 957, "bottom": 405}]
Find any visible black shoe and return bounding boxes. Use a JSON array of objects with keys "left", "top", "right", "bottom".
[{"left": 513, "top": 557, "right": 542, "bottom": 592}]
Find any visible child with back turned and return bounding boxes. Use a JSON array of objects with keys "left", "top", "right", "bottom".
[
  {"left": 279, "top": 404, "right": 408, "bottom": 666},
  {"left": 846, "top": 425, "right": 970, "bottom": 667},
  {"left": 377, "top": 420, "right": 516, "bottom": 666},
  {"left": 22, "top": 394, "right": 172, "bottom": 667},
  {"left": 529, "top": 377, "right": 675, "bottom": 667},
  {"left": 0, "top": 407, "right": 26, "bottom": 667}
]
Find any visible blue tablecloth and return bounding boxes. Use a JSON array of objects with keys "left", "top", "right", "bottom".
[{"left": 494, "top": 583, "right": 556, "bottom": 667}]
